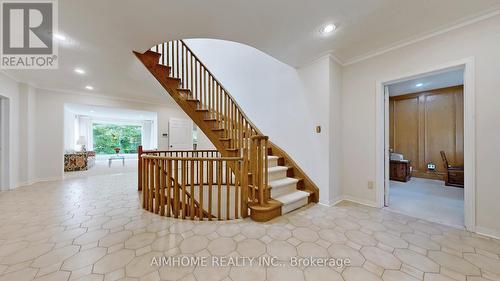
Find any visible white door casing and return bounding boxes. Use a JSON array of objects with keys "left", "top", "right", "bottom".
[
  {"left": 384, "top": 85, "right": 390, "bottom": 207},
  {"left": 376, "top": 57, "right": 475, "bottom": 231}
]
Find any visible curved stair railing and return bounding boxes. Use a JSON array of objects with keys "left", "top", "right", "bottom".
[
  {"left": 139, "top": 149, "right": 248, "bottom": 220},
  {"left": 134, "top": 40, "right": 319, "bottom": 221}
]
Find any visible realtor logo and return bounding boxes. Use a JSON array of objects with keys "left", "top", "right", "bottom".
[{"left": 1, "top": 0, "right": 58, "bottom": 69}]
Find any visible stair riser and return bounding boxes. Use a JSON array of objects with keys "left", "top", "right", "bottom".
[
  {"left": 268, "top": 158, "right": 278, "bottom": 168},
  {"left": 270, "top": 183, "right": 297, "bottom": 198},
  {"left": 268, "top": 169, "right": 287, "bottom": 181},
  {"left": 282, "top": 197, "right": 309, "bottom": 214},
  {"left": 153, "top": 67, "right": 169, "bottom": 78}
]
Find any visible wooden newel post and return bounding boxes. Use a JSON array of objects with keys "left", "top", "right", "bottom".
[
  {"left": 241, "top": 148, "right": 249, "bottom": 218},
  {"left": 138, "top": 145, "right": 143, "bottom": 191}
]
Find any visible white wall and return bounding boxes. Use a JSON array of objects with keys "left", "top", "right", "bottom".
[
  {"left": 0, "top": 73, "right": 21, "bottom": 189},
  {"left": 0, "top": 95, "right": 11, "bottom": 190},
  {"left": 341, "top": 15, "right": 500, "bottom": 236},
  {"left": 17, "top": 84, "right": 37, "bottom": 185},
  {"left": 329, "top": 58, "right": 343, "bottom": 203},
  {"left": 185, "top": 39, "right": 342, "bottom": 205},
  {"left": 63, "top": 108, "right": 77, "bottom": 151},
  {"left": 0, "top": 77, "right": 38, "bottom": 188}
]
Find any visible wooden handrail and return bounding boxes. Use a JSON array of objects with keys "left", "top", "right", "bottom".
[
  {"left": 138, "top": 146, "right": 221, "bottom": 191},
  {"left": 142, "top": 149, "right": 219, "bottom": 154},
  {"left": 141, "top": 155, "right": 248, "bottom": 220},
  {"left": 143, "top": 155, "right": 242, "bottom": 161},
  {"left": 151, "top": 40, "right": 269, "bottom": 207}
]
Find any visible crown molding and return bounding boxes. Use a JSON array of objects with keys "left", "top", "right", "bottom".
[
  {"left": 342, "top": 8, "right": 500, "bottom": 66},
  {"left": 298, "top": 52, "right": 344, "bottom": 70}
]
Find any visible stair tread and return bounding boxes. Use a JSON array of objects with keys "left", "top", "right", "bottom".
[
  {"left": 274, "top": 190, "right": 309, "bottom": 205},
  {"left": 166, "top": 77, "right": 181, "bottom": 82},
  {"left": 268, "top": 177, "right": 299, "bottom": 188},
  {"left": 268, "top": 166, "right": 288, "bottom": 173},
  {"left": 268, "top": 155, "right": 279, "bottom": 160},
  {"left": 156, "top": 64, "right": 170, "bottom": 70},
  {"left": 144, "top": 50, "right": 161, "bottom": 58}
]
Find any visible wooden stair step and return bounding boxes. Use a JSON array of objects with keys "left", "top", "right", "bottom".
[
  {"left": 164, "top": 77, "right": 181, "bottom": 87},
  {"left": 204, "top": 118, "right": 217, "bottom": 122},
  {"left": 219, "top": 138, "right": 231, "bottom": 142},
  {"left": 154, "top": 64, "right": 170, "bottom": 76},
  {"left": 195, "top": 108, "right": 209, "bottom": 112},
  {"left": 143, "top": 50, "right": 161, "bottom": 63},
  {"left": 133, "top": 50, "right": 161, "bottom": 69},
  {"left": 212, "top": 127, "right": 224, "bottom": 131}
]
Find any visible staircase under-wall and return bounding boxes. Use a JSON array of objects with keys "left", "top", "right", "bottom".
[{"left": 135, "top": 40, "right": 319, "bottom": 221}]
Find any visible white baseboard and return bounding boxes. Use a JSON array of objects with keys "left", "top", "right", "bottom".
[
  {"left": 318, "top": 202, "right": 333, "bottom": 207},
  {"left": 475, "top": 226, "right": 500, "bottom": 240},
  {"left": 15, "top": 177, "right": 62, "bottom": 189},
  {"left": 333, "top": 195, "right": 378, "bottom": 208}
]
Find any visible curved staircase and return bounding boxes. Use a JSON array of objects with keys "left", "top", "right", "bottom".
[{"left": 135, "top": 40, "right": 318, "bottom": 221}]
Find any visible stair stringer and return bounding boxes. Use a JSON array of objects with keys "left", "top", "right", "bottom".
[{"left": 134, "top": 51, "right": 237, "bottom": 157}]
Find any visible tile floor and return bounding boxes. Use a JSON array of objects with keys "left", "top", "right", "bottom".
[
  {"left": 389, "top": 178, "right": 464, "bottom": 227},
  {"left": 1, "top": 171, "right": 499, "bottom": 281}
]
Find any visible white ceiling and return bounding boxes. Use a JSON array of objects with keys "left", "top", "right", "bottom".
[
  {"left": 388, "top": 68, "right": 464, "bottom": 97},
  {"left": 4, "top": 0, "right": 500, "bottom": 103},
  {"left": 64, "top": 103, "right": 156, "bottom": 121}
]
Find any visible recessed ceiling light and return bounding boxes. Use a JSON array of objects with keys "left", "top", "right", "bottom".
[
  {"left": 320, "top": 24, "right": 336, "bottom": 34},
  {"left": 53, "top": 33, "right": 66, "bottom": 41},
  {"left": 90, "top": 110, "right": 95, "bottom": 113},
  {"left": 74, "top": 68, "right": 85, "bottom": 75},
  {"left": 416, "top": 83, "right": 423, "bottom": 87},
  {"left": 85, "top": 85, "right": 94, "bottom": 90}
]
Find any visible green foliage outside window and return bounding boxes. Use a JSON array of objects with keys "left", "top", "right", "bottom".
[{"left": 93, "top": 123, "right": 141, "bottom": 154}]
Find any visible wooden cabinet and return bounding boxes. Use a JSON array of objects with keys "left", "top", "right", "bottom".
[{"left": 390, "top": 160, "right": 411, "bottom": 182}]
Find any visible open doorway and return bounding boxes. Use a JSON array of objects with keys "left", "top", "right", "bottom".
[
  {"left": 386, "top": 68, "right": 465, "bottom": 226},
  {"left": 376, "top": 58, "right": 475, "bottom": 231}
]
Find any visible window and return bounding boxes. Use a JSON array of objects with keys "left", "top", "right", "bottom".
[{"left": 92, "top": 123, "right": 141, "bottom": 154}]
